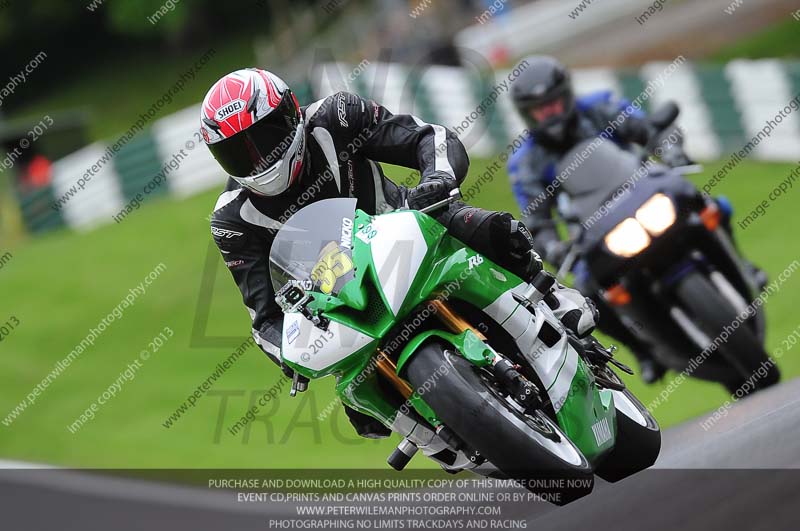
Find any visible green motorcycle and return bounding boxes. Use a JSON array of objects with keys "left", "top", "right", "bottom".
[{"left": 269, "top": 191, "right": 660, "bottom": 504}]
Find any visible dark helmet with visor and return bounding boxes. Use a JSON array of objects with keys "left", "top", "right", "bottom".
[{"left": 511, "top": 56, "right": 577, "bottom": 145}]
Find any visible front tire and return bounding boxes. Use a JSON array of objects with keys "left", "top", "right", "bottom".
[
  {"left": 673, "top": 271, "right": 779, "bottom": 393},
  {"left": 404, "top": 341, "right": 594, "bottom": 505}
]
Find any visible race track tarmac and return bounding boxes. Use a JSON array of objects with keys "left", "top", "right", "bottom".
[{"left": 3, "top": 378, "right": 799, "bottom": 531}]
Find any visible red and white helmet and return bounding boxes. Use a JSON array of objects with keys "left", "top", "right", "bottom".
[{"left": 200, "top": 68, "right": 305, "bottom": 196}]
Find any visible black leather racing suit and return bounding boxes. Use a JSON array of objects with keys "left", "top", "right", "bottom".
[{"left": 210, "top": 92, "right": 596, "bottom": 433}]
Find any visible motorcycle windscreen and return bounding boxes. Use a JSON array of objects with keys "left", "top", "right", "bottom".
[
  {"left": 268, "top": 198, "right": 358, "bottom": 296},
  {"left": 554, "top": 138, "right": 650, "bottom": 223}
]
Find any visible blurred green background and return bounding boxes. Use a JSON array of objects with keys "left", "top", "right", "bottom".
[{"left": 1, "top": 158, "right": 798, "bottom": 468}]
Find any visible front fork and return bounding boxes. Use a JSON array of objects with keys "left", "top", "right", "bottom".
[
  {"left": 379, "top": 298, "right": 503, "bottom": 407},
  {"left": 429, "top": 299, "right": 543, "bottom": 410},
  {"left": 372, "top": 299, "right": 485, "bottom": 404},
  {"left": 384, "top": 298, "right": 543, "bottom": 471}
]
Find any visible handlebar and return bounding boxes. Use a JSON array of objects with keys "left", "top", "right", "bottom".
[
  {"left": 555, "top": 243, "right": 579, "bottom": 282},
  {"left": 674, "top": 163, "right": 703, "bottom": 175},
  {"left": 418, "top": 188, "right": 462, "bottom": 214}
]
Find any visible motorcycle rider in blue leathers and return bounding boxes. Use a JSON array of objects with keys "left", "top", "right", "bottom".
[{"left": 506, "top": 55, "right": 762, "bottom": 383}]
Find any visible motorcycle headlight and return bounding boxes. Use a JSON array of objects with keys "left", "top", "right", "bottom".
[
  {"left": 635, "top": 193, "right": 676, "bottom": 236},
  {"left": 604, "top": 218, "right": 651, "bottom": 257}
]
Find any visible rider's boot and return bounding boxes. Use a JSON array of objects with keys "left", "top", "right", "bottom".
[
  {"left": 746, "top": 262, "right": 768, "bottom": 292},
  {"left": 717, "top": 196, "right": 768, "bottom": 292},
  {"left": 589, "top": 293, "right": 667, "bottom": 383},
  {"left": 639, "top": 356, "right": 667, "bottom": 384}
]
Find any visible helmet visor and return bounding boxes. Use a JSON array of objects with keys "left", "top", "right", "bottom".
[
  {"left": 527, "top": 96, "right": 566, "bottom": 126},
  {"left": 208, "top": 91, "right": 300, "bottom": 178}
]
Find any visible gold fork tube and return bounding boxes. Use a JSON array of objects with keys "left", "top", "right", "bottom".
[
  {"left": 375, "top": 350, "right": 413, "bottom": 399},
  {"left": 428, "top": 299, "right": 486, "bottom": 340},
  {"left": 375, "top": 300, "right": 484, "bottom": 400}
]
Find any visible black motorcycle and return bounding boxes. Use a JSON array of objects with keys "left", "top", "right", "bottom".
[{"left": 551, "top": 126, "right": 778, "bottom": 393}]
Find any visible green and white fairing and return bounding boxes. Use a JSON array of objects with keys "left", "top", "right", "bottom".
[{"left": 269, "top": 198, "right": 636, "bottom": 467}]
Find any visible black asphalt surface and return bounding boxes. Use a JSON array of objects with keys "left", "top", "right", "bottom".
[{"left": 3, "top": 378, "right": 799, "bottom": 531}]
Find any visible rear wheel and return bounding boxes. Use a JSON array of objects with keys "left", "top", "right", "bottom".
[
  {"left": 404, "top": 341, "right": 594, "bottom": 505},
  {"left": 594, "top": 369, "right": 661, "bottom": 482},
  {"left": 673, "top": 271, "right": 779, "bottom": 393}
]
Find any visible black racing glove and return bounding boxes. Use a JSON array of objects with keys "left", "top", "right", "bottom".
[
  {"left": 493, "top": 217, "right": 544, "bottom": 282},
  {"left": 407, "top": 173, "right": 458, "bottom": 210}
]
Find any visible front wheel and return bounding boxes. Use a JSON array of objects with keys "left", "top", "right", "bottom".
[
  {"left": 404, "top": 341, "right": 594, "bottom": 505},
  {"left": 674, "top": 271, "right": 780, "bottom": 393}
]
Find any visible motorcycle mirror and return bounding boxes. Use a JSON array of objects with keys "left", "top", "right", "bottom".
[
  {"left": 556, "top": 244, "right": 578, "bottom": 282},
  {"left": 649, "top": 101, "right": 680, "bottom": 130}
]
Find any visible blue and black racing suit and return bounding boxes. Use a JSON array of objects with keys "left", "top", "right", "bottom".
[{"left": 507, "top": 91, "right": 686, "bottom": 365}]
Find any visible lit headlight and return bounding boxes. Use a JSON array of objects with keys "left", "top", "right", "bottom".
[
  {"left": 604, "top": 218, "right": 651, "bottom": 257},
  {"left": 636, "top": 193, "right": 676, "bottom": 236}
]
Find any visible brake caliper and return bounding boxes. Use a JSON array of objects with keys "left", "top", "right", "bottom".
[{"left": 492, "top": 357, "right": 542, "bottom": 412}]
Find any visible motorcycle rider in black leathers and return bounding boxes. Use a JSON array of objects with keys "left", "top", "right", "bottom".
[{"left": 202, "top": 68, "right": 598, "bottom": 437}]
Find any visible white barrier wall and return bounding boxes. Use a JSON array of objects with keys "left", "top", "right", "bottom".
[{"left": 45, "top": 59, "right": 800, "bottom": 232}]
